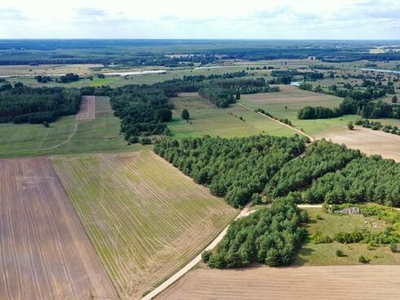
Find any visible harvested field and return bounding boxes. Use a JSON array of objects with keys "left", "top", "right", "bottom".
[
  {"left": 158, "top": 265, "right": 400, "bottom": 300},
  {"left": 0, "top": 157, "right": 116, "bottom": 300},
  {"left": 52, "top": 151, "right": 237, "bottom": 299},
  {"left": 76, "top": 96, "right": 96, "bottom": 121},
  {"left": 316, "top": 126, "right": 400, "bottom": 162}
]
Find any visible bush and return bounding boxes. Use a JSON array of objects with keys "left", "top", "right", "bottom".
[
  {"left": 310, "top": 231, "right": 333, "bottom": 244},
  {"left": 336, "top": 250, "right": 345, "bottom": 257},
  {"left": 390, "top": 242, "right": 398, "bottom": 253},
  {"left": 358, "top": 255, "right": 370, "bottom": 264}
]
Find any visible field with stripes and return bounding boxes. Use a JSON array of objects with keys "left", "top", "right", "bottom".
[
  {"left": 51, "top": 151, "right": 237, "bottom": 299},
  {"left": 0, "top": 157, "right": 116, "bottom": 300}
]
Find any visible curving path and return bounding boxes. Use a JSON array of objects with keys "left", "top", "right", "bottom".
[{"left": 141, "top": 202, "right": 254, "bottom": 300}]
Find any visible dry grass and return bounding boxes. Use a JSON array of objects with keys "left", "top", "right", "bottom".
[
  {"left": 0, "top": 157, "right": 116, "bottom": 300},
  {"left": 316, "top": 126, "right": 400, "bottom": 162},
  {"left": 0, "top": 64, "right": 102, "bottom": 76},
  {"left": 158, "top": 265, "right": 400, "bottom": 300},
  {"left": 51, "top": 151, "right": 237, "bottom": 299}
]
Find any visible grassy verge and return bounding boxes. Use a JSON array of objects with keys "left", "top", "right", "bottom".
[{"left": 296, "top": 207, "right": 400, "bottom": 266}]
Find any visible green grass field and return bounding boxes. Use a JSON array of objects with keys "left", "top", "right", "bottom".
[
  {"left": 296, "top": 207, "right": 400, "bottom": 266},
  {"left": 240, "top": 85, "right": 360, "bottom": 136},
  {"left": 169, "top": 93, "right": 296, "bottom": 139},
  {"left": 52, "top": 151, "right": 237, "bottom": 299},
  {"left": 0, "top": 96, "right": 143, "bottom": 158}
]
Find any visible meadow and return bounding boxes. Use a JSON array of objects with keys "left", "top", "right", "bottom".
[
  {"left": 52, "top": 151, "right": 237, "bottom": 299},
  {"left": 296, "top": 207, "right": 400, "bottom": 266},
  {"left": 169, "top": 93, "right": 295, "bottom": 139},
  {"left": 240, "top": 85, "right": 360, "bottom": 136},
  {"left": 0, "top": 96, "right": 141, "bottom": 158}
]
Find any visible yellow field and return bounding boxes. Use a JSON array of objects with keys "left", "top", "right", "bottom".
[{"left": 51, "top": 151, "right": 237, "bottom": 299}]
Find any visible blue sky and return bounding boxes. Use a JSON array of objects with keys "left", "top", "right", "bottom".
[{"left": 0, "top": 0, "right": 399, "bottom": 39}]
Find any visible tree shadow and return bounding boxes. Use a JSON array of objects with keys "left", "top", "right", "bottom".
[{"left": 293, "top": 247, "right": 314, "bottom": 266}]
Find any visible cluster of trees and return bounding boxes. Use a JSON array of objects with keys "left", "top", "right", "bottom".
[
  {"left": 298, "top": 98, "right": 400, "bottom": 120},
  {"left": 202, "top": 197, "right": 308, "bottom": 268},
  {"left": 303, "top": 155, "right": 400, "bottom": 207},
  {"left": 110, "top": 84, "right": 173, "bottom": 143},
  {"left": 56, "top": 73, "right": 80, "bottom": 83},
  {"left": 0, "top": 86, "right": 81, "bottom": 123},
  {"left": 154, "top": 135, "right": 305, "bottom": 207},
  {"left": 199, "top": 78, "right": 278, "bottom": 108},
  {"left": 34, "top": 75, "right": 53, "bottom": 83},
  {"left": 297, "top": 78, "right": 399, "bottom": 120},
  {"left": 198, "top": 86, "right": 237, "bottom": 108},
  {"left": 264, "top": 140, "right": 361, "bottom": 198}
]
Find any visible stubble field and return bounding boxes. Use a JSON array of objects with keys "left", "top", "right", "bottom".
[
  {"left": 51, "top": 151, "right": 237, "bottom": 299},
  {"left": 158, "top": 265, "right": 400, "bottom": 300},
  {"left": 316, "top": 126, "right": 400, "bottom": 162},
  {"left": 0, "top": 157, "right": 117, "bottom": 300}
]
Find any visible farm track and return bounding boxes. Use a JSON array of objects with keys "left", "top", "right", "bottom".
[
  {"left": 158, "top": 265, "right": 400, "bottom": 300},
  {"left": 52, "top": 151, "right": 237, "bottom": 299},
  {"left": 0, "top": 157, "right": 117, "bottom": 300},
  {"left": 236, "top": 102, "right": 315, "bottom": 141},
  {"left": 39, "top": 96, "right": 96, "bottom": 151}
]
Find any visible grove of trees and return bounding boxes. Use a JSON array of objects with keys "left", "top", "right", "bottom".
[
  {"left": 0, "top": 85, "right": 81, "bottom": 124},
  {"left": 154, "top": 135, "right": 306, "bottom": 207},
  {"left": 202, "top": 196, "right": 308, "bottom": 268}
]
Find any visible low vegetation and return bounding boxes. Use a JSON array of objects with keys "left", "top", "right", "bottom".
[{"left": 297, "top": 204, "right": 400, "bottom": 266}]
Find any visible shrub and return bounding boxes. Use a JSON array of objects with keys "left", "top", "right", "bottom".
[
  {"left": 336, "top": 249, "right": 345, "bottom": 257},
  {"left": 358, "top": 255, "right": 370, "bottom": 264}
]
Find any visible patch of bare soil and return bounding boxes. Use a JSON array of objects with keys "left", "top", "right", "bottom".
[{"left": 0, "top": 157, "right": 116, "bottom": 300}]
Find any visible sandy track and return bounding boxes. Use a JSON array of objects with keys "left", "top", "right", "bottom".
[
  {"left": 236, "top": 102, "right": 314, "bottom": 141},
  {"left": 76, "top": 96, "right": 96, "bottom": 121},
  {"left": 316, "top": 126, "right": 400, "bottom": 162},
  {"left": 158, "top": 265, "right": 400, "bottom": 300},
  {"left": 0, "top": 157, "right": 117, "bottom": 300}
]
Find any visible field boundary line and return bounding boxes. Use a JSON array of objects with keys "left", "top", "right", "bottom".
[
  {"left": 236, "top": 102, "right": 315, "bottom": 141},
  {"left": 141, "top": 202, "right": 253, "bottom": 300}
]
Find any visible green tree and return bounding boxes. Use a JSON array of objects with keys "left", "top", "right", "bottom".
[
  {"left": 392, "top": 95, "right": 398, "bottom": 103},
  {"left": 347, "top": 121, "right": 354, "bottom": 130},
  {"left": 181, "top": 109, "right": 190, "bottom": 120}
]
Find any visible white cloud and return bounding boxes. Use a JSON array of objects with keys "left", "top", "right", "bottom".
[{"left": 0, "top": 0, "right": 399, "bottom": 39}]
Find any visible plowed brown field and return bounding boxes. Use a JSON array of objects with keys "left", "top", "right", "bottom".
[
  {"left": 0, "top": 157, "right": 116, "bottom": 300},
  {"left": 76, "top": 96, "right": 96, "bottom": 121},
  {"left": 159, "top": 265, "right": 400, "bottom": 300}
]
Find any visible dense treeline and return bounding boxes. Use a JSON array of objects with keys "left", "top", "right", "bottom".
[
  {"left": 297, "top": 80, "right": 398, "bottom": 120},
  {"left": 0, "top": 85, "right": 81, "bottom": 123},
  {"left": 154, "top": 135, "right": 306, "bottom": 207},
  {"left": 303, "top": 155, "right": 400, "bottom": 207},
  {"left": 202, "top": 197, "right": 308, "bottom": 268},
  {"left": 264, "top": 140, "right": 361, "bottom": 198}
]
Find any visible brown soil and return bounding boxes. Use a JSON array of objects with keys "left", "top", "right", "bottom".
[
  {"left": 76, "top": 96, "right": 96, "bottom": 121},
  {"left": 158, "top": 265, "right": 400, "bottom": 300},
  {"left": 0, "top": 157, "right": 116, "bottom": 300},
  {"left": 316, "top": 126, "right": 400, "bottom": 162}
]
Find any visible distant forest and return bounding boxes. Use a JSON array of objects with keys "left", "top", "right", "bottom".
[{"left": 1, "top": 39, "right": 400, "bottom": 66}]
